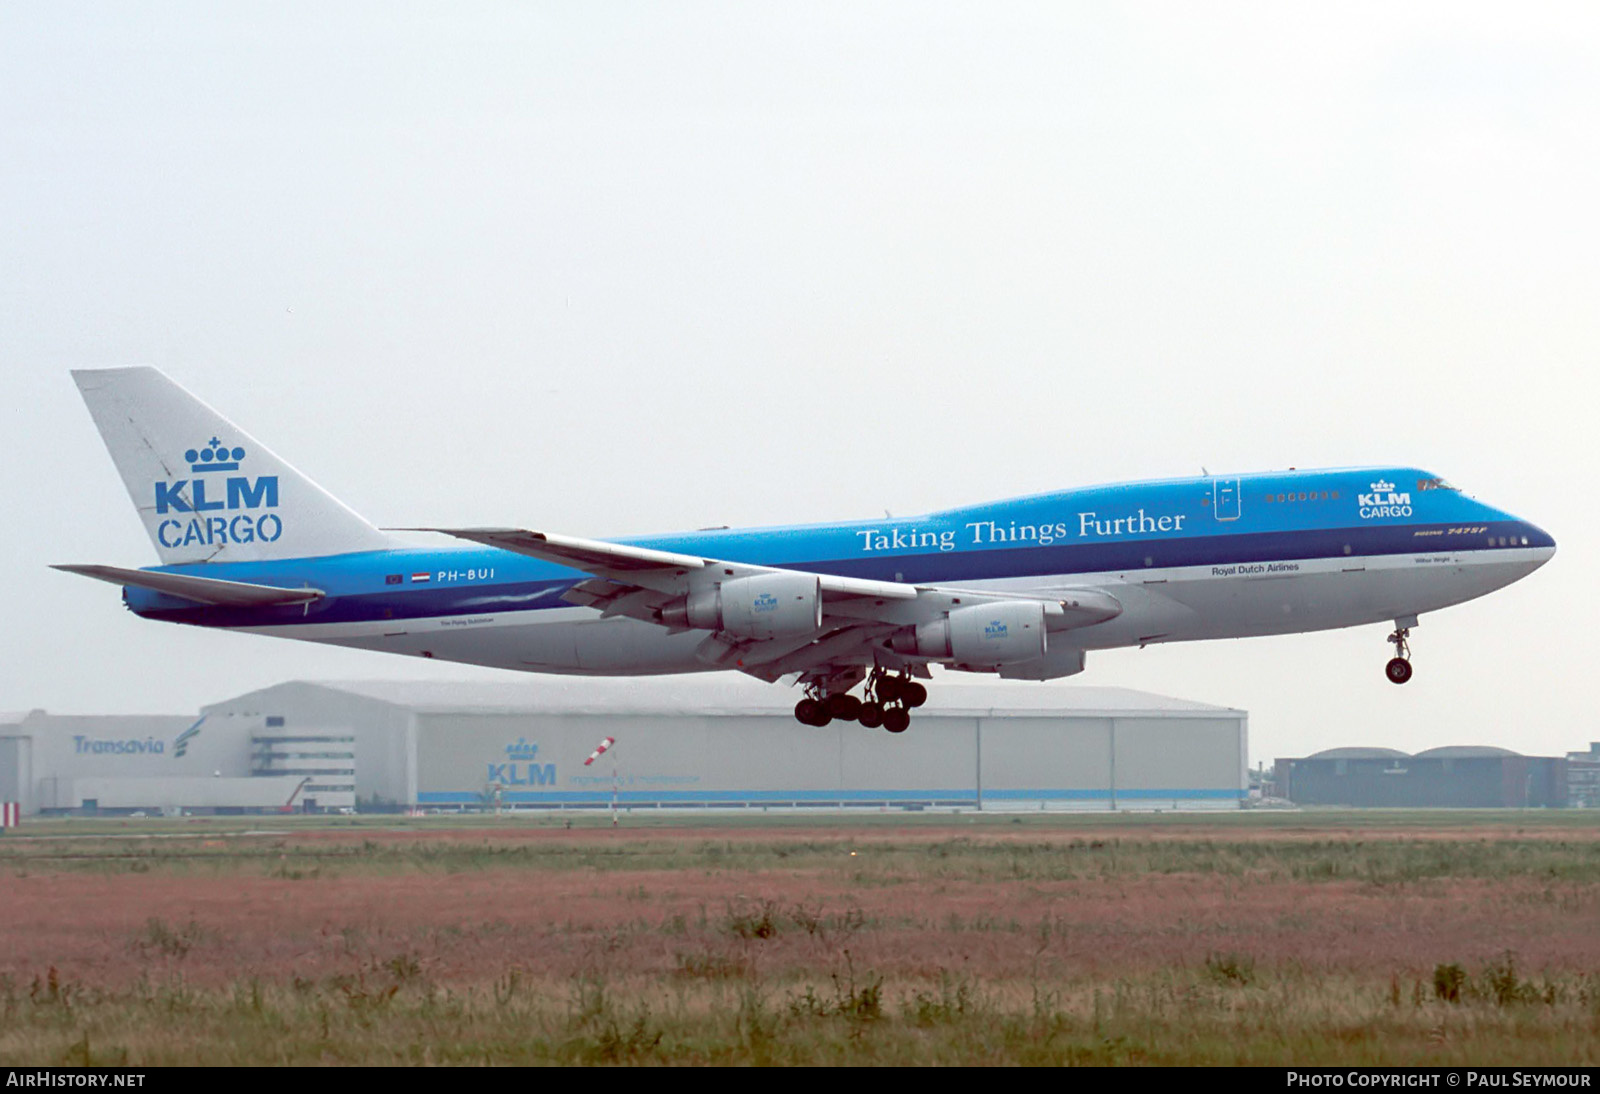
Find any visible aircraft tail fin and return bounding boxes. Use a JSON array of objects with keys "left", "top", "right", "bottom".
[{"left": 72, "top": 367, "right": 393, "bottom": 564}]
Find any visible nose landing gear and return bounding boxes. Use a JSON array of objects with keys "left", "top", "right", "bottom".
[{"left": 1385, "top": 619, "right": 1415, "bottom": 685}]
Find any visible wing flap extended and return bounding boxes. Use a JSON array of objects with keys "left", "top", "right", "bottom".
[{"left": 53, "top": 564, "right": 326, "bottom": 607}]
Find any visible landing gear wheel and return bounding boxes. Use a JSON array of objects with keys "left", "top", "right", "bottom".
[
  {"left": 825, "top": 693, "right": 862, "bottom": 722},
  {"left": 883, "top": 707, "right": 911, "bottom": 734},
  {"left": 857, "top": 701, "right": 885, "bottom": 729},
  {"left": 795, "top": 698, "right": 831, "bottom": 726},
  {"left": 876, "top": 675, "right": 903, "bottom": 704},
  {"left": 900, "top": 681, "right": 927, "bottom": 708},
  {"left": 1385, "top": 622, "right": 1414, "bottom": 685}
]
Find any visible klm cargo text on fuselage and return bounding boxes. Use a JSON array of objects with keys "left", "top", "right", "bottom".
[{"left": 151, "top": 440, "right": 282, "bottom": 550}]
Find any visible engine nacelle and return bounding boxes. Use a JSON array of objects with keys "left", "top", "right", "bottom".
[
  {"left": 662, "top": 572, "right": 823, "bottom": 640},
  {"left": 895, "top": 600, "right": 1047, "bottom": 667}
]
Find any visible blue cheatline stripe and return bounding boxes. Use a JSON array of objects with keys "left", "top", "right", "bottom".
[
  {"left": 981, "top": 788, "right": 1244, "bottom": 800},
  {"left": 415, "top": 787, "right": 1245, "bottom": 805},
  {"left": 132, "top": 517, "right": 1546, "bottom": 627},
  {"left": 418, "top": 789, "right": 974, "bottom": 804}
]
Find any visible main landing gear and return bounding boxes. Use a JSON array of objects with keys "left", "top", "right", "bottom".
[
  {"left": 793, "top": 669, "right": 928, "bottom": 733},
  {"left": 794, "top": 689, "right": 862, "bottom": 728},
  {"left": 1385, "top": 618, "right": 1415, "bottom": 685}
]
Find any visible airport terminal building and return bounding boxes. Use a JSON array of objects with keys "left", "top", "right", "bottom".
[{"left": 3, "top": 678, "right": 1250, "bottom": 814}]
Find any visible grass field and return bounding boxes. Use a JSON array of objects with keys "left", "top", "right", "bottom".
[{"left": 3, "top": 810, "right": 1600, "bottom": 1065}]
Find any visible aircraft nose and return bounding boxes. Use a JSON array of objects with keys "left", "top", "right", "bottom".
[{"left": 1522, "top": 520, "right": 1557, "bottom": 562}]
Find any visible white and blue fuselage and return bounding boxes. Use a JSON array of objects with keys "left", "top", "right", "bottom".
[{"left": 120, "top": 467, "right": 1553, "bottom": 677}]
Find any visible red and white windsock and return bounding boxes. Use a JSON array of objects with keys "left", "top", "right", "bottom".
[
  {"left": 1, "top": 802, "right": 18, "bottom": 828},
  {"left": 584, "top": 737, "right": 615, "bottom": 766}
]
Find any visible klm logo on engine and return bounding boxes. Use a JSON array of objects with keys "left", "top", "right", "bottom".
[
  {"left": 983, "top": 620, "right": 1009, "bottom": 641},
  {"left": 752, "top": 592, "right": 779, "bottom": 613},
  {"left": 487, "top": 737, "right": 556, "bottom": 787},
  {"left": 152, "top": 439, "right": 282, "bottom": 549},
  {"left": 1358, "top": 479, "right": 1412, "bottom": 520}
]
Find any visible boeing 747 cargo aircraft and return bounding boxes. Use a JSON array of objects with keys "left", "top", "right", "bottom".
[{"left": 56, "top": 368, "right": 1555, "bottom": 733}]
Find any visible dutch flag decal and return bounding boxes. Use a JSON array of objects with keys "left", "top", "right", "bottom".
[{"left": 411, "top": 573, "right": 431, "bottom": 583}]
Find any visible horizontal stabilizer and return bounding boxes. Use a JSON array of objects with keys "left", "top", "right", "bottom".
[{"left": 52, "top": 564, "right": 326, "bottom": 607}]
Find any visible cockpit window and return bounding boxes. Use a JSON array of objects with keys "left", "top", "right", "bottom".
[{"left": 1417, "top": 478, "right": 1459, "bottom": 492}]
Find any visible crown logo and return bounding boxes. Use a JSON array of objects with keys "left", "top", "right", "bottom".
[
  {"left": 505, "top": 737, "right": 539, "bottom": 761},
  {"left": 1369, "top": 479, "right": 1395, "bottom": 493},
  {"left": 186, "top": 437, "right": 246, "bottom": 473}
]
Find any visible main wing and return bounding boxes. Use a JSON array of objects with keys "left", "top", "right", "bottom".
[{"left": 413, "top": 527, "right": 1121, "bottom": 682}]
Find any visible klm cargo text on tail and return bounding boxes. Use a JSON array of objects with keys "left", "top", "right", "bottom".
[{"left": 152, "top": 438, "right": 282, "bottom": 549}]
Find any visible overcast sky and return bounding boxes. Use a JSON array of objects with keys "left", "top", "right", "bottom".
[{"left": 3, "top": 2, "right": 1596, "bottom": 764}]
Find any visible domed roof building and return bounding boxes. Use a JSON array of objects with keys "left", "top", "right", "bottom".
[
  {"left": 1305, "top": 747, "right": 1410, "bottom": 761},
  {"left": 1277, "top": 742, "right": 1566, "bottom": 808}
]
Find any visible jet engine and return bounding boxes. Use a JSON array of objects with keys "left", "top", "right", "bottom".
[
  {"left": 658, "top": 572, "right": 823, "bottom": 640},
  {"left": 893, "top": 600, "right": 1047, "bottom": 667}
]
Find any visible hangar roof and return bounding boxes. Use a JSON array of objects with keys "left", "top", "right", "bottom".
[
  {"left": 218, "top": 678, "right": 1243, "bottom": 719},
  {"left": 1300, "top": 745, "right": 1530, "bottom": 761}
]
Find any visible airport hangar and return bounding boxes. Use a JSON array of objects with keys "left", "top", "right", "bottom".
[
  {"left": 1275, "top": 746, "right": 1571, "bottom": 808},
  {"left": 2, "top": 679, "right": 1248, "bottom": 814}
]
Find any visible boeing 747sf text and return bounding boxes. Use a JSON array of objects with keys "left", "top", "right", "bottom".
[{"left": 56, "top": 369, "right": 1555, "bottom": 733}]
